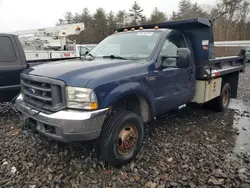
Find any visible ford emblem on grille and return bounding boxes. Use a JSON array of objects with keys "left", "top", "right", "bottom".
[{"left": 29, "top": 88, "right": 36, "bottom": 95}]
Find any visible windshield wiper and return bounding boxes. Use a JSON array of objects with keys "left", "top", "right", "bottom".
[{"left": 102, "top": 55, "right": 128, "bottom": 60}]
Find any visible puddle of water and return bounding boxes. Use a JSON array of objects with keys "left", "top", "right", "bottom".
[
  {"left": 229, "top": 99, "right": 250, "bottom": 154},
  {"left": 229, "top": 99, "right": 250, "bottom": 112},
  {"left": 233, "top": 117, "right": 250, "bottom": 153}
]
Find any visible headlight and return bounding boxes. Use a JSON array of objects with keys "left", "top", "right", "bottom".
[{"left": 66, "top": 86, "right": 98, "bottom": 110}]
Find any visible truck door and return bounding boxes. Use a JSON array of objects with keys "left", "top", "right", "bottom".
[
  {"left": 153, "top": 34, "right": 195, "bottom": 115},
  {"left": 0, "top": 35, "right": 25, "bottom": 102}
]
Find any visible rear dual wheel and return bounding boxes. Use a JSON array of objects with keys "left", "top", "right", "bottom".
[
  {"left": 204, "top": 83, "right": 231, "bottom": 112},
  {"left": 98, "top": 111, "right": 144, "bottom": 166},
  {"left": 221, "top": 84, "right": 231, "bottom": 108},
  {"left": 214, "top": 83, "right": 231, "bottom": 112}
]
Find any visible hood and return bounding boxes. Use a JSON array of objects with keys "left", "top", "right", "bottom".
[{"left": 24, "top": 58, "right": 148, "bottom": 88}]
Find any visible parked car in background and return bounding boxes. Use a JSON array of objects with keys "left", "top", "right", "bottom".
[
  {"left": 0, "top": 34, "right": 79, "bottom": 103},
  {"left": 245, "top": 46, "right": 250, "bottom": 62}
]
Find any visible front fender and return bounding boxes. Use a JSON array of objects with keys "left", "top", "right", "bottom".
[{"left": 99, "top": 82, "right": 155, "bottom": 114}]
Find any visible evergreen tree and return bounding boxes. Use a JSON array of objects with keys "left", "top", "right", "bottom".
[
  {"left": 64, "top": 11, "right": 74, "bottom": 24},
  {"left": 80, "top": 8, "right": 93, "bottom": 28},
  {"left": 149, "top": 7, "right": 167, "bottom": 24},
  {"left": 93, "top": 8, "right": 108, "bottom": 42},
  {"left": 140, "top": 16, "right": 148, "bottom": 25},
  {"left": 178, "top": 0, "right": 192, "bottom": 18},
  {"left": 129, "top": 1, "right": 145, "bottom": 25},
  {"left": 107, "top": 11, "right": 117, "bottom": 33},
  {"left": 78, "top": 8, "right": 94, "bottom": 43},
  {"left": 170, "top": 11, "right": 179, "bottom": 20},
  {"left": 55, "top": 0, "right": 250, "bottom": 43},
  {"left": 116, "top": 10, "right": 127, "bottom": 28},
  {"left": 190, "top": 2, "right": 208, "bottom": 18},
  {"left": 56, "top": 18, "right": 65, "bottom": 26},
  {"left": 73, "top": 13, "right": 81, "bottom": 23}
]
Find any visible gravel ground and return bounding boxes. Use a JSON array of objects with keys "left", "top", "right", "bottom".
[
  {"left": 1, "top": 65, "right": 250, "bottom": 188},
  {"left": 238, "top": 65, "right": 250, "bottom": 103}
]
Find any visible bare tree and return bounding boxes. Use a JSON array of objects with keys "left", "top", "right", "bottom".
[{"left": 235, "top": 0, "right": 250, "bottom": 39}]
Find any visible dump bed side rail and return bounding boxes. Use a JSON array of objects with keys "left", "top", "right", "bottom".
[{"left": 203, "top": 50, "right": 246, "bottom": 79}]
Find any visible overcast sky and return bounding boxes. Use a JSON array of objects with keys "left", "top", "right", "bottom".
[{"left": 0, "top": 0, "right": 215, "bottom": 33}]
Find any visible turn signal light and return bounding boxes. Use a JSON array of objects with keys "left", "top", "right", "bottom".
[
  {"left": 90, "top": 102, "right": 98, "bottom": 109},
  {"left": 76, "top": 26, "right": 81, "bottom": 31}
]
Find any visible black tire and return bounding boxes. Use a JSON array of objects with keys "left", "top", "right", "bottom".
[
  {"left": 210, "top": 83, "right": 231, "bottom": 112},
  {"left": 98, "top": 111, "right": 144, "bottom": 166}
]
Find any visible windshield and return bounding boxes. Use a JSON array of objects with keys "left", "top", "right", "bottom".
[{"left": 90, "top": 31, "right": 161, "bottom": 59}]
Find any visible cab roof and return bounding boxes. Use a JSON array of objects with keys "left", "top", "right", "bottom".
[
  {"left": 118, "top": 28, "right": 170, "bottom": 33},
  {"left": 118, "top": 18, "right": 211, "bottom": 32}
]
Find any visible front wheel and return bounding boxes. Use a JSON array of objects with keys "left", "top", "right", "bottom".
[{"left": 98, "top": 111, "right": 144, "bottom": 166}]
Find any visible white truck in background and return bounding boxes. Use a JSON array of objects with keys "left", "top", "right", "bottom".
[{"left": 9, "top": 23, "right": 96, "bottom": 61}]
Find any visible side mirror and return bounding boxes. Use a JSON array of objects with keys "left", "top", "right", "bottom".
[{"left": 176, "top": 48, "right": 191, "bottom": 69}]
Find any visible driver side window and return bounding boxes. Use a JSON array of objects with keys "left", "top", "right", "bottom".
[{"left": 160, "top": 34, "right": 187, "bottom": 68}]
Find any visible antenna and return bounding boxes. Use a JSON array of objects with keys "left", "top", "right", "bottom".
[
  {"left": 207, "top": 11, "right": 228, "bottom": 62},
  {"left": 210, "top": 11, "right": 228, "bottom": 23}
]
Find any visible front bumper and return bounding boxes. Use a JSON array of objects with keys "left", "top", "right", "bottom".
[{"left": 14, "top": 94, "right": 108, "bottom": 142}]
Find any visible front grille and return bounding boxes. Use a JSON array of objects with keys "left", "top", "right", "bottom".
[{"left": 21, "top": 74, "right": 66, "bottom": 111}]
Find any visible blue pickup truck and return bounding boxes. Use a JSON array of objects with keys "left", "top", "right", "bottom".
[{"left": 13, "top": 18, "right": 246, "bottom": 166}]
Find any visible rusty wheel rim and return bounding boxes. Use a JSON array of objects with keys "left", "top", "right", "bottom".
[
  {"left": 117, "top": 125, "right": 138, "bottom": 155},
  {"left": 222, "top": 88, "right": 229, "bottom": 106}
]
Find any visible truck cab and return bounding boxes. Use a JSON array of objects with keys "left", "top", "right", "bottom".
[
  {"left": 14, "top": 18, "right": 246, "bottom": 166},
  {"left": 0, "top": 34, "right": 27, "bottom": 102}
]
